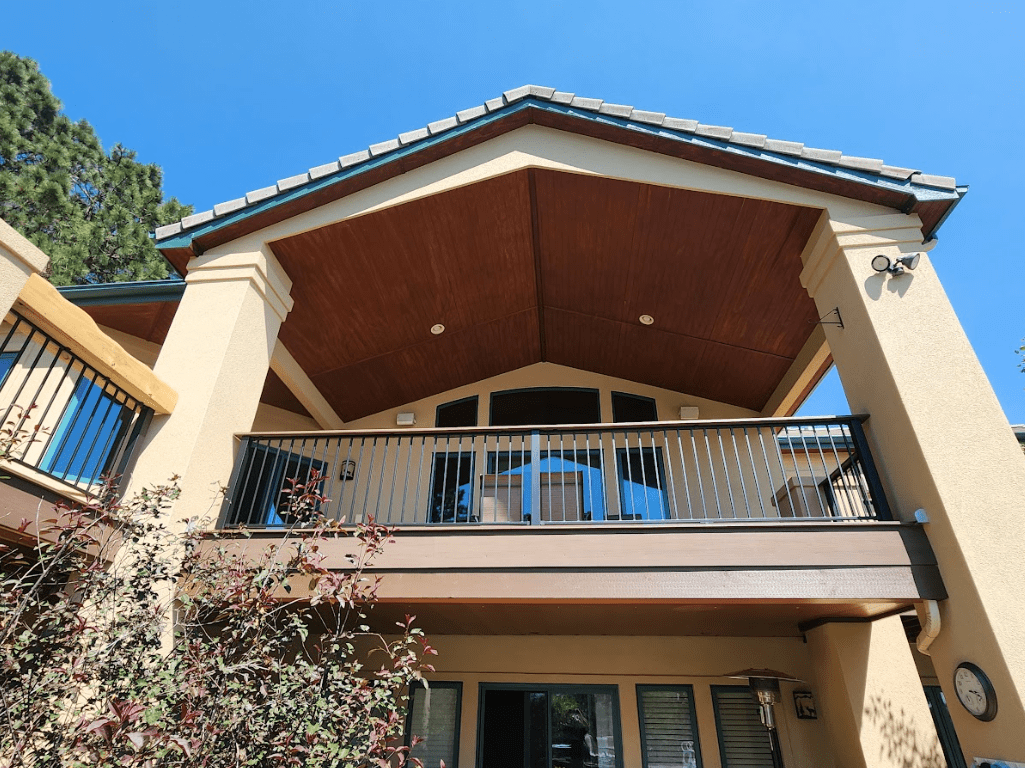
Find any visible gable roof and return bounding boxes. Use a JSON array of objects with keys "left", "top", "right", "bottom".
[{"left": 154, "top": 84, "right": 966, "bottom": 271}]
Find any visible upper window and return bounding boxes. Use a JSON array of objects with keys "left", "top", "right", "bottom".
[
  {"left": 39, "top": 376, "right": 132, "bottom": 485},
  {"left": 436, "top": 396, "right": 478, "bottom": 428},
  {"left": 611, "top": 392, "right": 657, "bottom": 423},
  {"left": 490, "top": 388, "right": 601, "bottom": 427},
  {"left": 637, "top": 685, "right": 702, "bottom": 768}
]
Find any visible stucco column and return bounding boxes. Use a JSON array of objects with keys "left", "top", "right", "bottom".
[
  {"left": 802, "top": 211, "right": 1025, "bottom": 760},
  {"left": 0, "top": 218, "right": 50, "bottom": 318},
  {"left": 806, "top": 616, "right": 943, "bottom": 768},
  {"left": 126, "top": 244, "right": 293, "bottom": 524}
]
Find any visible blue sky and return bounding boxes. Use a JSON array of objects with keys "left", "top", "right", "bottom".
[{"left": 7, "top": 1, "right": 1023, "bottom": 422}]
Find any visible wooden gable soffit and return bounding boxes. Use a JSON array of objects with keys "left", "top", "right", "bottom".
[{"left": 12, "top": 275, "right": 178, "bottom": 415}]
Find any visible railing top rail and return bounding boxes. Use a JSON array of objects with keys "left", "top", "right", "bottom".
[{"left": 235, "top": 414, "right": 870, "bottom": 441}]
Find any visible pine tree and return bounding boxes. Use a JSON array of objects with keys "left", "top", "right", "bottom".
[{"left": 0, "top": 52, "right": 190, "bottom": 285}]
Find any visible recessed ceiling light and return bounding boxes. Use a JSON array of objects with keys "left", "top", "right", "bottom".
[
  {"left": 430, "top": 324, "right": 445, "bottom": 335},
  {"left": 639, "top": 315, "right": 654, "bottom": 326}
]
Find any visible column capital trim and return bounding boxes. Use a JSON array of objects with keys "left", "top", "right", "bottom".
[
  {"left": 185, "top": 247, "right": 294, "bottom": 323},
  {"left": 800, "top": 212, "right": 929, "bottom": 297}
]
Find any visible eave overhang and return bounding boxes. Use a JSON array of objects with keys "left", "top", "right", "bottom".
[{"left": 154, "top": 90, "right": 967, "bottom": 274}]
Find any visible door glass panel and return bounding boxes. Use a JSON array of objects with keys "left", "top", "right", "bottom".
[
  {"left": 485, "top": 449, "right": 607, "bottom": 522},
  {"left": 551, "top": 692, "right": 617, "bottom": 768},
  {"left": 481, "top": 687, "right": 620, "bottom": 768}
]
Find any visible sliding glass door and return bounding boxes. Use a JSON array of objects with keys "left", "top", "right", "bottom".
[{"left": 478, "top": 684, "right": 623, "bottom": 768}]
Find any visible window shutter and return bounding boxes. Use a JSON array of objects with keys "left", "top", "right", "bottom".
[
  {"left": 711, "top": 687, "right": 775, "bottom": 768},
  {"left": 407, "top": 683, "right": 462, "bottom": 768},
  {"left": 637, "top": 686, "right": 701, "bottom": 768}
]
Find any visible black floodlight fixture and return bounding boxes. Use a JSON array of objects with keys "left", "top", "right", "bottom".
[{"left": 871, "top": 253, "right": 921, "bottom": 276}]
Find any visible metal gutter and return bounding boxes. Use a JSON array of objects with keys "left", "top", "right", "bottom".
[{"left": 57, "top": 279, "right": 186, "bottom": 307}]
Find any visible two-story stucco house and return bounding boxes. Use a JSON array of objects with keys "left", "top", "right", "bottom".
[{"left": 3, "top": 86, "right": 1025, "bottom": 768}]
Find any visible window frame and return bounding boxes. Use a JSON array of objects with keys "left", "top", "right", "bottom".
[
  {"left": 636, "top": 684, "right": 703, "bottom": 768},
  {"left": 709, "top": 685, "right": 776, "bottom": 768},
  {"left": 475, "top": 682, "right": 625, "bottom": 768},
  {"left": 611, "top": 391, "right": 658, "bottom": 424},
  {"left": 405, "top": 680, "right": 464, "bottom": 768},
  {"left": 923, "top": 685, "right": 967, "bottom": 768},
  {"left": 436, "top": 395, "right": 479, "bottom": 428},
  {"left": 488, "top": 387, "right": 602, "bottom": 427}
]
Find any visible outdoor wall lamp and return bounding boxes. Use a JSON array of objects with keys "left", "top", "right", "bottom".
[
  {"left": 871, "top": 252, "right": 920, "bottom": 276},
  {"left": 725, "top": 668, "right": 803, "bottom": 768}
]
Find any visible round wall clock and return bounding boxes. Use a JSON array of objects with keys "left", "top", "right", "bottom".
[{"left": 953, "top": 661, "right": 997, "bottom": 721}]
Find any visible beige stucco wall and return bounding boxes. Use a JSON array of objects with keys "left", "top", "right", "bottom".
[
  {"left": 802, "top": 212, "right": 1025, "bottom": 760},
  {"left": 252, "top": 402, "right": 319, "bottom": 432},
  {"left": 423, "top": 634, "right": 838, "bottom": 768},
  {"left": 342, "top": 362, "right": 757, "bottom": 430},
  {"left": 807, "top": 617, "right": 943, "bottom": 768}
]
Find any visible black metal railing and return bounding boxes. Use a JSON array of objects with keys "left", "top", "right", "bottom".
[
  {"left": 220, "top": 416, "right": 890, "bottom": 528},
  {"left": 0, "top": 311, "right": 152, "bottom": 493}
]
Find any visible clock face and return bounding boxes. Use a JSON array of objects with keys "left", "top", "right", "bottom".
[{"left": 954, "top": 662, "right": 996, "bottom": 721}]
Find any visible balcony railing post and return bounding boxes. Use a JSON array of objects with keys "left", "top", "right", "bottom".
[
  {"left": 846, "top": 418, "right": 893, "bottom": 521},
  {"left": 218, "top": 435, "right": 251, "bottom": 528},
  {"left": 530, "top": 429, "right": 541, "bottom": 525}
]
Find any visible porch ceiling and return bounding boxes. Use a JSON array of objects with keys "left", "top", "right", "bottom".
[{"left": 268, "top": 168, "right": 822, "bottom": 421}]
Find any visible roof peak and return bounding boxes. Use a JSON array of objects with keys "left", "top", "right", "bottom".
[{"left": 155, "top": 84, "right": 962, "bottom": 245}]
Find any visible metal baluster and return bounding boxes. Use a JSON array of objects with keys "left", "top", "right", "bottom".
[
  {"left": 812, "top": 425, "right": 840, "bottom": 518},
  {"left": 561, "top": 430, "right": 569, "bottom": 520},
  {"left": 634, "top": 429, "right": 651, "bottom": 521},
  {"left": 742, "top": 427, "right": 767, "bottom": 518},
  {"left": 1, "top": 328, "right": 50, "bottom": 426},
  {"left": 729, "top": 428, "right": 752, "bottom": 519},
  {"left": 349, "top": 437, "right": 367, "bottom": 523},
  {"left": 770, "top": 426, "right": 797, "bottom": 520},
  {"left": 385, "top": 434, "right": 403, "bottom": 524},
  {"left": 688, "top": 427, "right": 708, "bottom": 519},
  {"left": 783, "top": 425, "right": 812, "bottom": 517},
  {"left": 55, "top": 370, "right": 109, "bottom": 485},
  {"left": 661, "top": 428, "right": 679, "bottom": 519},
  {"left": 715, "top": 428, "right": 737, "bottom": 519},
  {"left": 322, "top": 437, "right": 342, "bottom": 522},
  {"left": 799, "top": 426, "right": 829, "bottom": 516},
  {"left": 825, "top": 425, "right": 858, "bottom": 519},
  {"left": 702, "top": 428, "right": 723, "bottom": 519},
  {"left": 7, "top": 337, "right": 61, "bottom": 441},
  {"left": 399, "top": 435, "right": 413, "bottom": 524},
  {"left": 650, "top": 430, "right": 666, "bottom": 520},
  {"left": 530, "top": 430, "right": 541, "bottom": 526},
  {"left": 412, "top": 435, "right": 426, "bottom": 524},
  {"left": 674, "top": 428, "right": 693, "bottom": 520}
]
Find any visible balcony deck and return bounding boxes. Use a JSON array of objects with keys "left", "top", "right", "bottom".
[{"left": 213, "top": 416, "right": 944, "bottom": 623}]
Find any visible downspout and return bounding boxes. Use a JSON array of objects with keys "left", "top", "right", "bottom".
[{"left": 916, "top": 600, "right": 941, "bottom": 655}]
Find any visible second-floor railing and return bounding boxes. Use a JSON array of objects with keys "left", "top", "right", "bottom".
[
  {"left": 219, "top": 416, "right": 890, "bottom": 528},
  {"left": 0, "top": 311, "right": 152, "bottom": 494}
]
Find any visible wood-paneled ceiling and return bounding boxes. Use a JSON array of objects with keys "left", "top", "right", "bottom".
[{"left": 269, "top": 169, "right": 822, "bottom": 421}]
